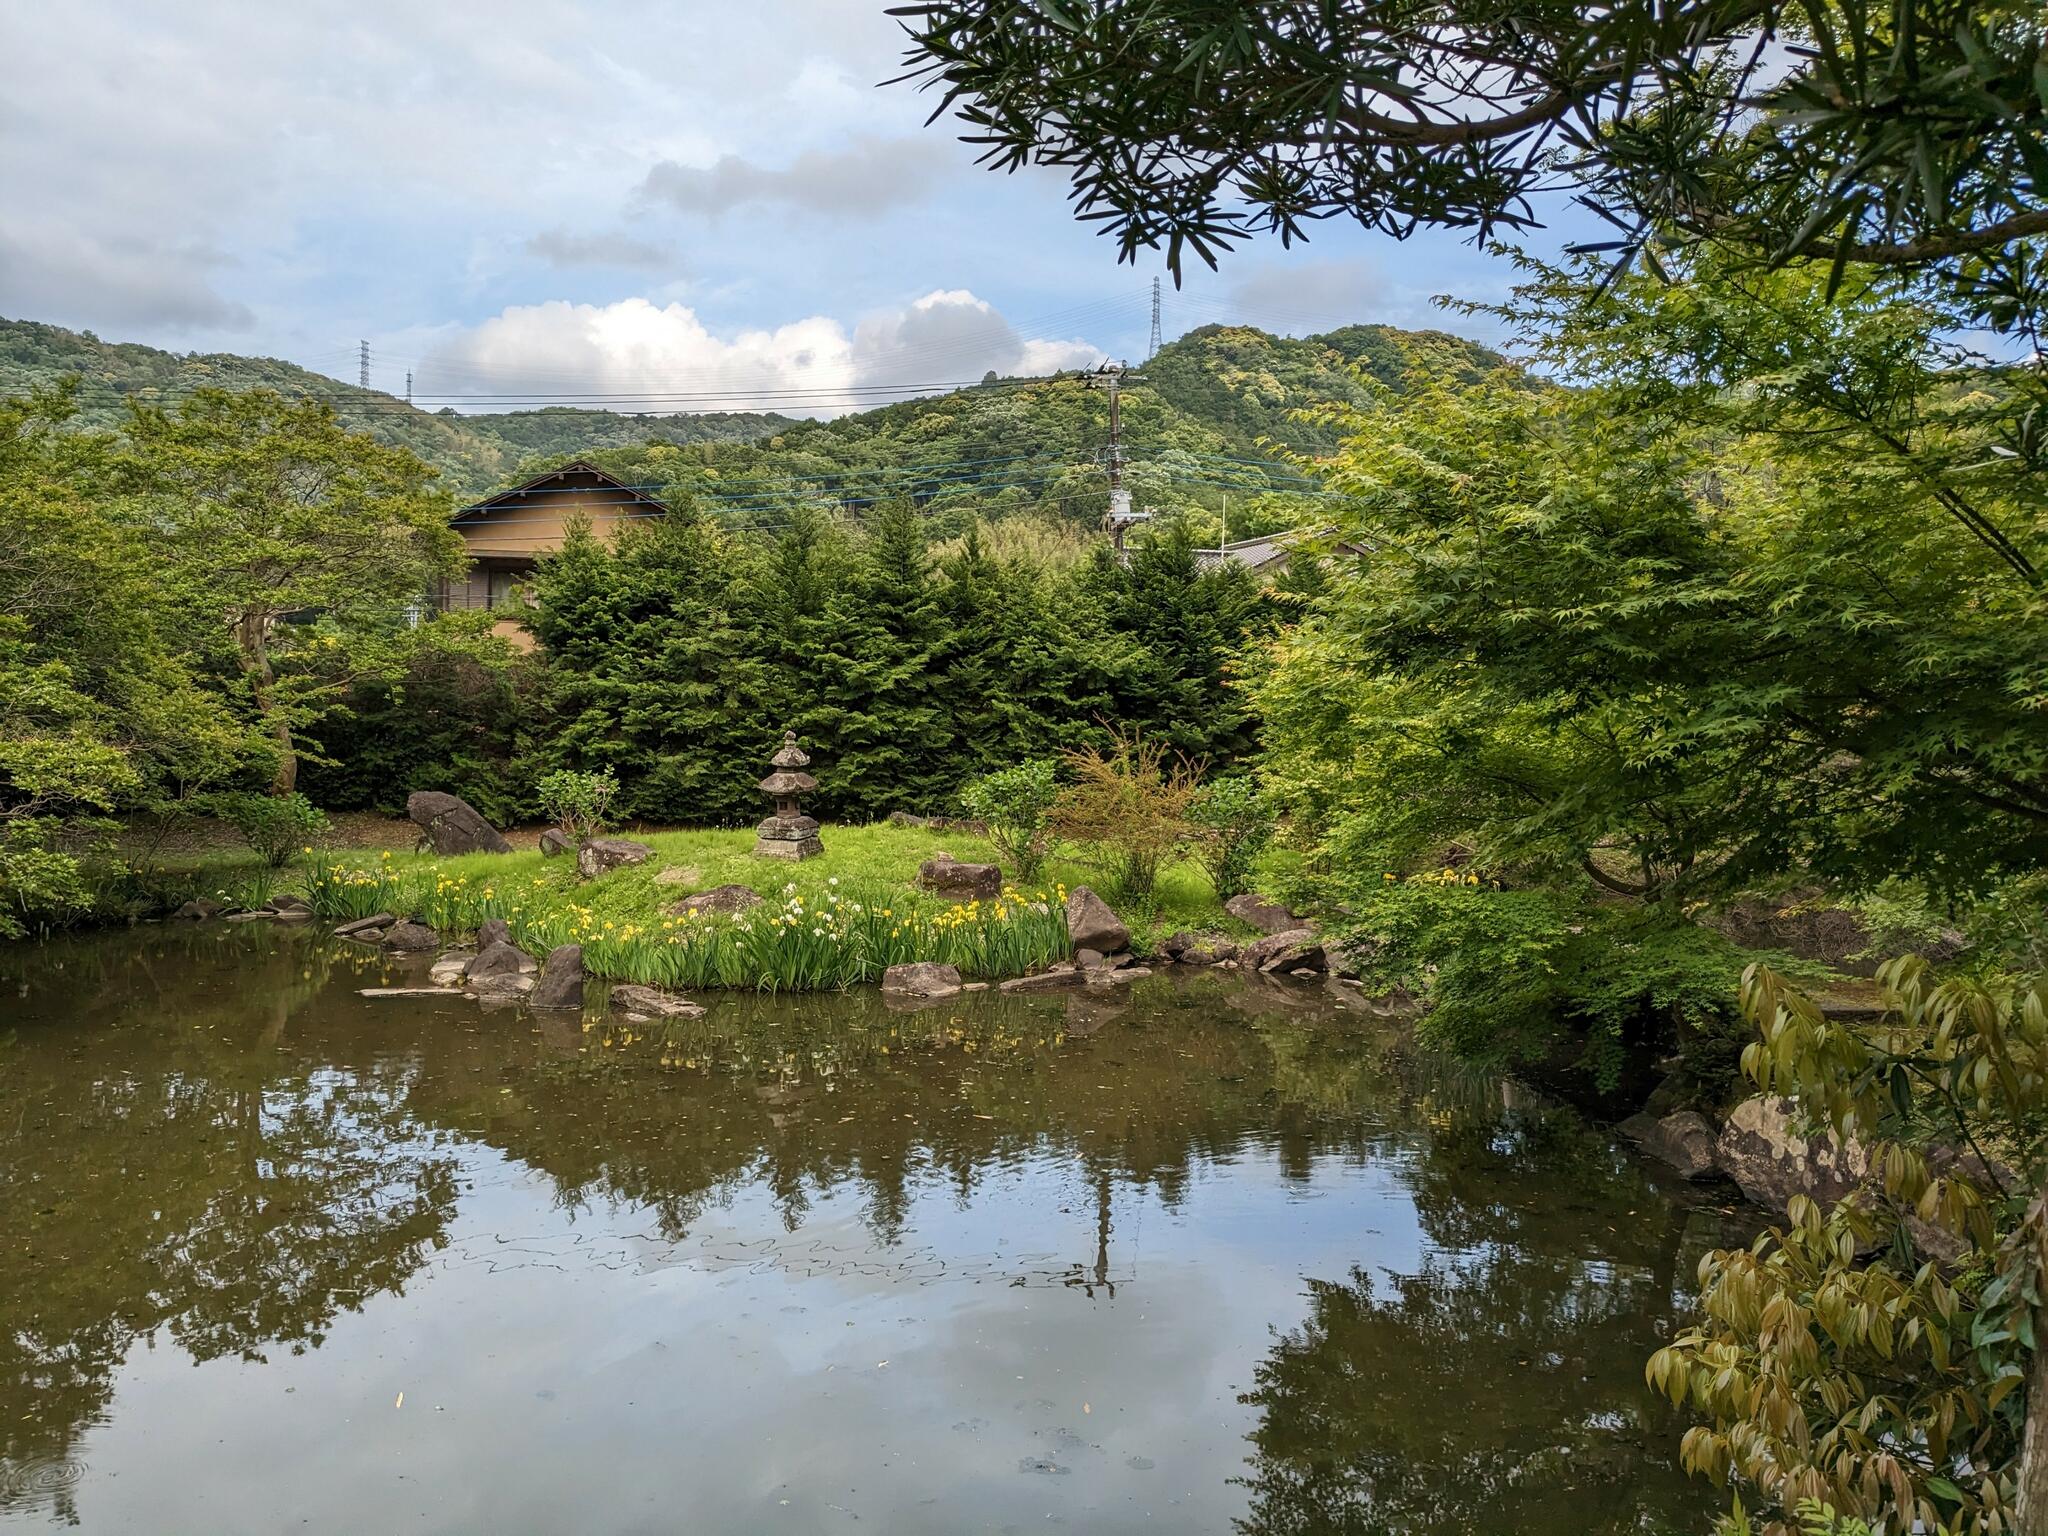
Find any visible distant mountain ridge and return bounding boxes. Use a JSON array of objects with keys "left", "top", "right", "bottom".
[
  {"left": 0, "top": 318, "right": 799, "bottom": 495},
  {"left": 0, "top": 314, "right": 1511, "bottom": 506}
]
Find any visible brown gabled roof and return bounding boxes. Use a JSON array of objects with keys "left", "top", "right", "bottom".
[{"left": 455, "top": 460, "right": 671, "bottom": 521}]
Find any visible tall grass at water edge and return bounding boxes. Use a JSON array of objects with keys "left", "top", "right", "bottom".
[{"left": 301, "top": 851, "right": 1070, "bottom": 992}]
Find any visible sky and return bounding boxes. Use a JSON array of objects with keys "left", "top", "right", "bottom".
[{"left": 2, "top": 0, "right": 1593, "bottom": 416}]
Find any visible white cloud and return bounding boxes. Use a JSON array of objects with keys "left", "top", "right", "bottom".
[
  {"left": 638, "top": 136, "right": 952, "bottom": 219},
  {"left": 850, "top": 290, "right": 1098, "bottom": 386},
  {"left": 415, "top": 290, "right": 1098, "bottom": 416}
]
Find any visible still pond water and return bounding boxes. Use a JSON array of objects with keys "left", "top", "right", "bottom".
[{"left": 1, "top": 927, "right": 1741, "bottom": 1534}]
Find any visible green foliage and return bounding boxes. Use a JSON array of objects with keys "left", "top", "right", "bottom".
[
  {"left": 525, "top": 506, "right": 1271, "bottom": 826},
  {"left": 122, "top": 387, "right": 466, "bottom": 796},
  {"left": 520, "top": 881, "right": 1070, "bottom": 993},
  {"left": 0, "top": 319, "right": 787, "bottom": 498},
  {"left": 212, "top": 791, "right": 329, "bottom": 869},
  {"left": 1254, "top": 252, "right": 2048, "bottom": 1088},
  {"left": 536, "top": 767, "right": 618, "bottom": 842},
  {"left": 1051, "top": 729, "right": 1200, "bottom": 901},
  {"left": 301, "top": 850, "right": 405, "bottom": 921},
  {"left": 894, "top": 0, "right": 2048, "bottom": 334},
  {"left": 1141, "top": 322, "right": 1504, "bottom": 454},
  {"left": 0, "top": 384, "right": 243, "bottom": 934},
  {"left": 295, "top": 613, "right": 530, "bottom": 825},
  {"left": 959, "top": 759, "right": 1059, "bottom": 880},
  {"left": 1186, "top": 775, "right": 1273, "bottom": 899},
  {"left": 1330, "top": 877, "right": 1760, "bottom": 1092},
  {"left": 1650, "top": 958, "right": 2048, "bottom": 1534}
]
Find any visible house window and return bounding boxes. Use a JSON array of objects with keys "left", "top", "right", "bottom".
[{"left": 487, "top": 569, "right": 519, "bottom": 610}]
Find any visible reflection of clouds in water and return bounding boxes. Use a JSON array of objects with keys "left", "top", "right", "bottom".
[{"left": 0, "top": 931, "right": 1726, "bottom": 1535}]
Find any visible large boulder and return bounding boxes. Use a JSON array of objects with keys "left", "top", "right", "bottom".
[
  {"left": 577, "top": 837, "right": 653, "bottom": 880},
  {"left": 380, "top": 920, "right": 440, "bottom": 952},
  {"left": 1245, "top": 928, "right": 1326, "bottom": 974},
  {"left": 528, "top": 944, "right": 585, "bottom": 1010},
  {"left": 881, "top": 962, "right": 963, "bottom": 999},
  {"left": 918, "top": 856, "right": 1002, "bottom": 901},
  {"left": 610, "top": 984, "right": 705, "bottom": 1019},
  {"left": 670, "top": 884, "right": 763, "bottom": 918},
  {"left": 1716, "top": 1096, "right": 1872, "bottom": 1214},
  {"left": 407, "top": 790, "right": 512, "bottom": 856},
  {"left": 172, "top": 897, "right": 225, "bottom": 920},
  {"left": 538, "top": 828, "right": 573, "bottom": 858},
  {"left": 476, "top": 917, "right": 512, "bottom": 948},
  {"left": 1064, "top": 887, "right": 1130, "bottom": 955},
  {"left": 1619, "top": 1111, "right": 1722, "bottom": 1181},
  {"left": 465, "top": 940, "right": 536, "bottom": 981},
  {"left": 1224, "top": 893, "right": 1307, "bottom": 935}
]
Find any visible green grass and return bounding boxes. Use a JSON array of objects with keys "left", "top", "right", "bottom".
[{"left": 293, "top": 823, "right": 1241, "bottom": 990}]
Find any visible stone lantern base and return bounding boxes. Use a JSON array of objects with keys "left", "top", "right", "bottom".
[{"left": 753, "top": 813, "right": 823, "bottom": 861}]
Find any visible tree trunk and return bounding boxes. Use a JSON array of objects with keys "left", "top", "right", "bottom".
[{"left": 235, "top": 610, "right": 296, "bottom": 796}]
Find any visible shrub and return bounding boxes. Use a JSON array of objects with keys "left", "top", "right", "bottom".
[
  {"left": 215, "top": 792, "right": 329, "bottom": 869},
  {"left": 536, "top": 768, "right": 618, "bottom": 843},
  {"left": 1335, "top": 875, "right": 1769, "bottom": 1092},
  {"left": 1187, "top": 776, "right": 1273, "bottom": 898},
  {"left": 959, "top": 759, "right": 1059, "bottom": 880},
  {"left": 1050, "top": 729, "right": 1199, "bottom": 900}
]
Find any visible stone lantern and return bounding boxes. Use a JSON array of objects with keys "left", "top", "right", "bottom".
[{"left": 753, "top": 730, "right": 823, "bottom": 861}]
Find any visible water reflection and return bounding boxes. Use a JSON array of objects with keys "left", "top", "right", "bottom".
[{"left": 0, "top": 929, "right": 1733, "bottom": 1533}]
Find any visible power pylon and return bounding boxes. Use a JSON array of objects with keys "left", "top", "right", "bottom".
[
  {"left": 1147, "top": 277, "right": 1162, "bottom": 359},
  {"left": 359, "top": 340, "right": 370, "bottom": 389}
]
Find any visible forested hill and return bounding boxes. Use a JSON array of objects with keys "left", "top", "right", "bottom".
[
  {"left": 0, "top": 314, "right": 1512, "bottom": 519},
  {"left": 1145, "top": 322, "right": 1504, "bottom": 453},
  {"left": 0, "top": 318, "right": 798, "bottom": 495}
]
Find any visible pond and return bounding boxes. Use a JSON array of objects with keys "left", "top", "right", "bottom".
[{"left": 0, "top": 927, "right": 1743, "bottom": 1534}]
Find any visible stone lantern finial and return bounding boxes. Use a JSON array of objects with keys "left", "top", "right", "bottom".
[{"left": 753, "top": 729, "right": 823, "bottom": 860}]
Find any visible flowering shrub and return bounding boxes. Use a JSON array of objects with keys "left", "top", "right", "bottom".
[{"left": 302, "top": 850, "right": 404, "bottom": 919}]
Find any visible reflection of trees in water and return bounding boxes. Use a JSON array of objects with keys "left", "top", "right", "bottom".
[
  {"left": 0, "top": 934, "right": 459, "bottom": 1524},
  {"left": 1232, "top": 1245, "right": 1700, "bottom": 1536},
  {"left": 3, "top": 939, "right": 1725, "bottom": 1531},
  {"left": 1231, "top": 1077, "right": 1711, "bottom": 1536}
]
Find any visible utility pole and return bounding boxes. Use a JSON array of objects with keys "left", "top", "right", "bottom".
[
  {"left": 358, "top": 339, "right": 370, "bottom": 389},
  {"left": 1147, "top": 276, "right": 1162, "bottom": 360},
  {"left": 1088, "top": 360, "right": 1147, "bottom": 558}
]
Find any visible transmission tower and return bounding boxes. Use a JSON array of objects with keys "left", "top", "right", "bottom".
[
  {"left": 405, "top": 370, "right": 413, "bottom": 405},
  {"left": 358, "top": 340, "right": 370, "bottom": 389},
  {"left": 1147, "top": 277, "right": 1162, "bottom": 360}
]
